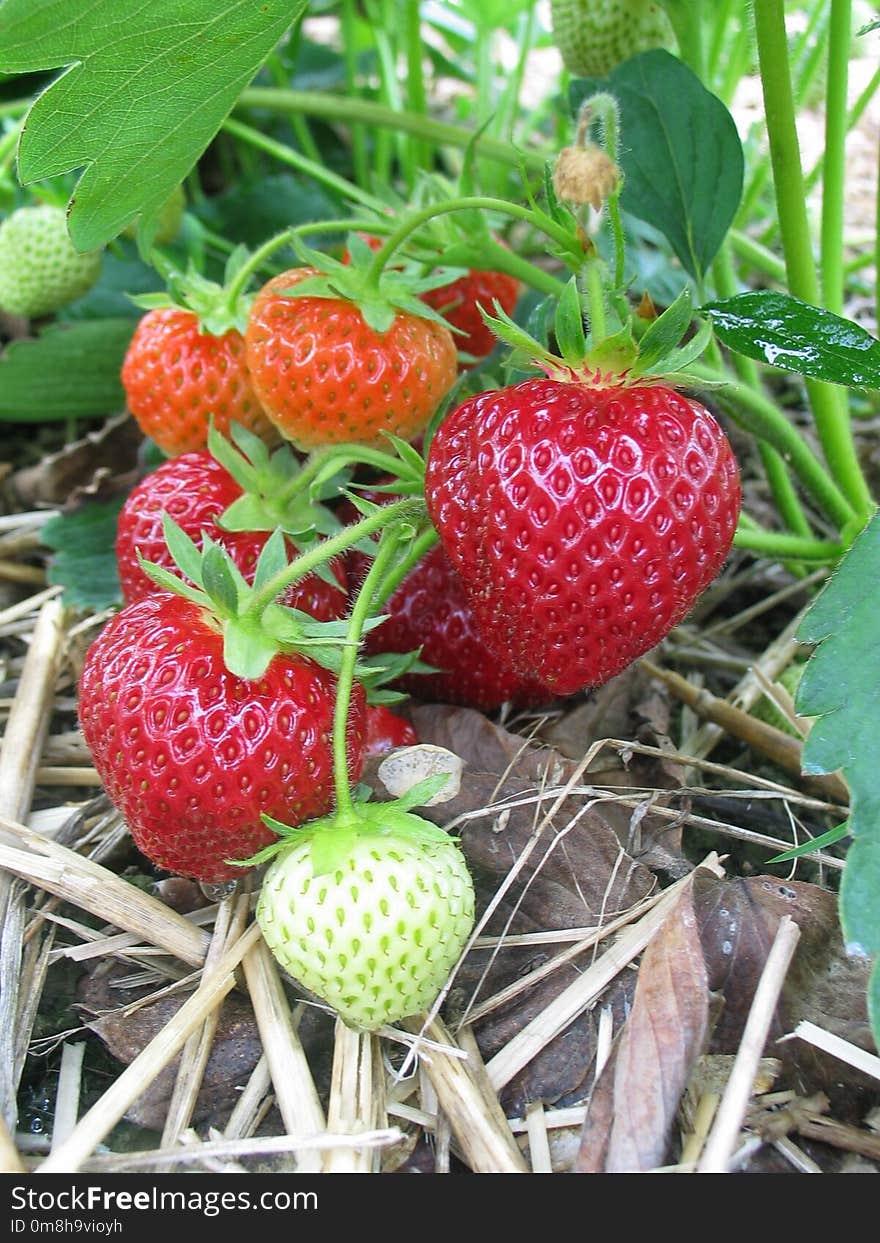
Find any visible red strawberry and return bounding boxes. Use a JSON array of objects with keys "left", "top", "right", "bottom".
[
  {"left": 244, "top": 267, "right": 458, "bottom": 450},
  {"left": 425, "top": 378, "right": 740, "bottom": 695},
  {"left": 78, "top": 592, "right": 367, "bottom": 882},
  {"left": 362, "top": 544, "right": 551, "bottom": 711},
  {"left": 421, "top": 268, "right": 520, "bottom": 360},
  {"left": 115, "top": 450, "right": 347, "bottom": 617},
  {"left": 121, "top": 307, "right": 276, "bottom": 457},
  {"left": 343, "top": 234, "right": 519, "bottom": 360},
  {"left": 364, "top": 704, "right": 419, "bottom": 757}
]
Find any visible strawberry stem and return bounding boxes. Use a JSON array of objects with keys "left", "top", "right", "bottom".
[
  {"left": 692, "top": 364, "right": 856, "bottom": 532},
  {"left": 246, "top": 497, "right": 428, "bottom": 618},
  {"left": 331, "top": 530, "right": 403, "bottom": 816},
  {"left": 574, "top": 93, "right": 626, "bottom": 288},
  {"left": 363, "top": 194, "right": 583, "bottom": 287},
  {"left": 371, "top": 523, "right": 440, "bottom": 607},
  {"left": 753, "top": 0, "right": 874, "bottom": 523},
  {"left": 235, "top": 88, "right": 549, "bottom": 177},
  {"left": 733, "top": 525, "right": 843, "bottom": 563},
  {"left": 223, "top": 228, "right": 296, "bottom": 307}
]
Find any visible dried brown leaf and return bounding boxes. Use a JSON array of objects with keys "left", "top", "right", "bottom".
[
  {"left": 693, "top": 873, "right": 837, "bottom": 1051},
  {"left": 79, "top": 962, "right": 329, "bottom": 1131},
  {"left": 575, "top": 882, "right": 710, "bottom": 1172},
  {"left": 6, "top": 414, "right": 142, "bottom": 509}
]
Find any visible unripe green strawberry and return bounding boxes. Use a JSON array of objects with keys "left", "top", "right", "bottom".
[
  {"left": 0, "top": 205, "right": 103, "bottom": 318},
  {"left": 550, "top": 0, "right": 674, "bottom": 78},
  {"left": 256, "top": 804, "right": 475, "bottom": 1031}
]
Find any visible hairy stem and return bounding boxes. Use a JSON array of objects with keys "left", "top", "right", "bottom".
[
  {"left": 753, "top": 0, "right": 873, "bottom": 519},
  {"left": 733, "top": 526, "right": 842, "bottom": 563},
  {"left": 247, "top": 498, "right": 427, "bottom": 618},
  {"left": 331, "top": 533, "right": 401, "bottom": 816},
  {"left": 236, "top": 88, "right": 549, "bottom": 175}
]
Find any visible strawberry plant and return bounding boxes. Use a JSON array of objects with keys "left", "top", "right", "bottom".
[{"left": 1, "top": 0, "right": 880, "bottom": 1178}]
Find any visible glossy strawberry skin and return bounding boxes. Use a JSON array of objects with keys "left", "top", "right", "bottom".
[
  {"left": 244, "top": 269, "right": 458, "bottom": 450},
  {"left": 116, "top": 450, "right": 347, "bottom": 618},
  {"left": 361, "top": 545, "right": 551, "bottom": 711},
  {"left": 425, "top": 378, "right": 741, "bottom": 695},
  {"left": 421, "top": 268, "right": 520, "bottom": 360},
  {"left": 364, "top": 704, "right": 419, "bottom": 757},
  {"left": 121, "top": 308, "right": 277, "bottom": 457},
  {"left": 78, "top": 594, "right": 367, "bottom": 882}
]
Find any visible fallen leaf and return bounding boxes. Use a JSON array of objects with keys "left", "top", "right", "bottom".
[
  {"left": 693, "top": 872, "right": 838, "bottom": 1050},
  {"left": 78, "top": 960, "right": 330, "bottom": 1131},
  {"left": 6, "top": 412, "right": 142, "bottom": 508},
  {"left": 575, "top": 876, "right": 710, "bottom": 1172}
]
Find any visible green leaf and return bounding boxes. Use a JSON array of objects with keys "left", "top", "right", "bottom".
[
  {"left": 251, "top": 528, "right": 289, "bottom": 595},
  {"left": 0, "top": 0, "right": 304, "bottom": 250},
  {"left": 161, "top": 514, "right": 205, "bottom": 590},
  {"left": 553, "top": 278, "right": 587, "bottom": 368},
  {"left": 0, "top": 319, "right": 133, "bottom": 422},
  {"left": 703, "top": 291, "right": 880, "bottom": 389},
  {"left": 199, "top": 173, "right": 339, "bottom": 250},
  {"left": 765, "top": 821, "right": 851, "bottom": 863},
  {"left": 640, "top": 315, "right": 714, "bottom": 377},
  {"left": 795, "top": 511, "right": 880, "bottom": 1016},
  {"left": 201, "top": 539, "right": 243, "bottom": 616},
  {"left": 41, "top": 497, "right": 123, "bottom": 610},
  {"left": 136, "top": 557, "right": 207, "bottom": 607},
  {"left": 634, "top": 286, "right": 694, "bottom": 372},
  {"left": 571, "top": 50, "right": 743, "bottom": 280}
]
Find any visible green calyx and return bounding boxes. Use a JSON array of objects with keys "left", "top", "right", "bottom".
[
  {"left": 234, "top": 774, "right": 454, "bottom": 873},
  {"left": 208, "top": 420, "right": 345, "bottom": 588},
  {"left": 279, "top": 231, "right": 468, "bottom": 335},
  {"left": 129, "top": 246, "right": 256, "bottom": 336},
  {"left": 138, "top": 516, "right": 378, "bottom": 682},
  {"left": 487, "top": 276, "right": 715, "bottom": 389}
]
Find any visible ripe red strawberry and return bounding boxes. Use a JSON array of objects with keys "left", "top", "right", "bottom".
[
  {"left": 362, "top": 544, "right": 551, "bottom": 711},
  {"left": 78, "top": 592, "right": 367, "bottom": 882},
  {"left": 244, "top": 267, "right": 458, "bottom": 450},
  {"left": 425, "top": 378, "right": 740, "bottom": 695},
  {"left": 122, "top": 307, "right": 276, "bottom": 456},
  {"left": 420, "top": 268, "right": 520, "bottom": 360},
  {"left": 343, "top": 234, "right": 518, "bottom": 360},
  {"left": 115, "top": 449, "right": 347, "bottom": 617},
  {"left": 364, "top": 704, "right": 419, "bottom": 757}
]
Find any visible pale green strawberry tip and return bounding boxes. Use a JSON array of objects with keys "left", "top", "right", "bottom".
[
  {"left": 550, "top": 0, "right": 674, "bottom": 78},
  {"left": 256, "top": 829, "right": 475, "bottom": 1031},
  {"left": 0, "top": 204, "right": 103, "bottom": 319}
]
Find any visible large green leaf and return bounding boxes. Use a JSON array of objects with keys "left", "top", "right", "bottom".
[
  {"left": 42, "top": 497, "right": 124, "bottom": 610},
  {"left": 570, "top": 50, "right": 743, "bottom": 281},
  {"left": 704, "top": 291, "right": 880, "bottom": 389},
  {"left": 796, "top": 510, "right": 880, "bottom": 1038},
  {"left": 0, "top": 319, "right": 134, "bottom": 421},
  {"left": 0, "top": 0, "right": 303, "bottom": 250}
]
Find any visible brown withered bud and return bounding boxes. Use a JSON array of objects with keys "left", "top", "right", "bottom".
[{"left": 552, "top": 144, "right": 621, "bottom": 211}]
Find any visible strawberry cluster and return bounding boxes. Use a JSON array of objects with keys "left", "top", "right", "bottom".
[{"left": 75, "top": 234, "right": 740, "bottom": 1033}]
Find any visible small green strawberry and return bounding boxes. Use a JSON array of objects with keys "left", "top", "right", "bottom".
[
  {"left": 254, "top": 788, "right": 475, "bottom": 1031},
  {"left": 550, "top": 0, "right": 674, "bottom": 78},
  {"left": 0, "top": 204, "right": 103, "bottom": 318}
]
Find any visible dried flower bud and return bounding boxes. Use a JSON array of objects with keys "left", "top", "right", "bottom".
[{"left": 552, "top": 145, "right": 621, "bottom": 211}]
